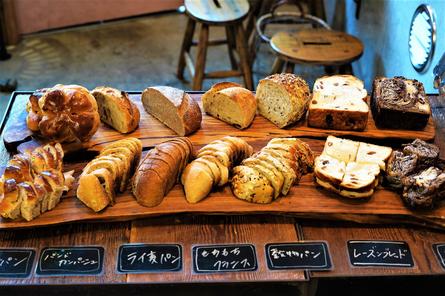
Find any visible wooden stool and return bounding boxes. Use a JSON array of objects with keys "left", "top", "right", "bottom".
[
  {"left": 269, "top": 29, "right": 363, "bottom": 74},
  {"left": 177, "top": 0, "right": 253, "bottom": 90}
]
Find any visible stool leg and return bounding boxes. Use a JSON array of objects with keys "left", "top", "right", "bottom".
[
  {"left": 271, "top": 57, "right": 285, "bottom": 74},
  {"left": 339, "top": 63, "right": 353, "bottom": 74},
  {"left": 225, "top": 26, "right": 238, "bottom": 70},
  {"left": 193, "top": 23, "right": 209, "bottom": 91},
  {"left": 285, "top": 62, "right": 295, "bottom": 73},
  {"left": 234, "top": 24, "right": 253, "bottom": 90},
  {"left": 177, "top": 18, "right": 196, "bottom": 80}
]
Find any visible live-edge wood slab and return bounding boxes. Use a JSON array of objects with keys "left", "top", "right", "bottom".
[
  {"left": 3, "top": 93, "right": 435, "bottom": 154},
  {"left": 0, "top": 93, "right": 440, "bottom": 230}
]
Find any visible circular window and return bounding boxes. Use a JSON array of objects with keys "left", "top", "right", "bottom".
[{"left": 409, "top": 4, "right": 436, "bottom": 73}]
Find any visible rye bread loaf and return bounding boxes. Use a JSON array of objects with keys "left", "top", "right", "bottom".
[
  {"left": 308, "top": 75, "right": 369, "bottom": 131},
  {"left": 141, "top": 86, "right": 202, "bottom": 136},
  {"left": 202, "top": 82, "right": 257, "bottom": 129},
  {"left": 256, "top": 74, "right": 310, "bottom": 128},
  {"left": 132, "top": 138, "right": 193, "bottom": 207}
]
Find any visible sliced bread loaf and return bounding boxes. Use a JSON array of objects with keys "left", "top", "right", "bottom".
[
  {"left": 202, "top": 82, "right": 257, "bottom": 129},
  {"left": 142, "top": 86, "right": 202, "bottom": 136},
  {"left": 256, "top": 74, "right": 310, "bottom": 128},
  {"left": 308, "top": 75, "right": 369, "bottom": 131}
]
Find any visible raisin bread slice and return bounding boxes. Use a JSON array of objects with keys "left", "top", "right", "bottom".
[
  {"left": 308, "top": 75, "right": 369, "bottom": 131},
  {"left": 256, "top": 74, "right": 310, "bottom": 128}
]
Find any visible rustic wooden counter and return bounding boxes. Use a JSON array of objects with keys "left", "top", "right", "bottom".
[{"left": 0, "top": 92, "right": 444, "bottom": 290}]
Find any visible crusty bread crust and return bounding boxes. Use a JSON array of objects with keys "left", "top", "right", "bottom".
[
  {"left": 92, "top": 87, "right": 140, "bottom": 134},
  {"left": 256, "top": 74, "right": 310, "bottom": 128},
  {"left": 202, "top": 83, "right": 256, "bottom": 129},
  {"left": 142, "top": 86, "right": 202, "bottom": 136}
]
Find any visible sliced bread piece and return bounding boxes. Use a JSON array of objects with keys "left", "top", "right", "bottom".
[
  {"left": 141, "top": 86, "right": 202, "bottom": 136},
  {"left": 356, "top": 142, "right": 392, "bottom": 170},
  {"left": 202, "top": 82, "right": 257, "bottom": 129},
  {"left": 231, "top": 165, "right": 274, "bottom": 204},
  {"left": 314, "top": 155, "right": 346, "bottom": 186},
  {"left": 323, "top": 136, "right": 359, "bottom": 163},
  {"left": 256, "top": 73, "right": 310, "bottom": 128}
]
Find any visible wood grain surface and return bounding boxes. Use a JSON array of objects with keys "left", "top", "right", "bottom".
[
  {"left": 0, "top": 222, "right": 130, "bottom": 285},
  {"left": 127, "top": 215, "right": 306, "bottom": 283},
  {"left": 300, "top": 221, "right": 445, "bottom": 277},
  {"left": 185, "top": 0, "right": 250, "bottom": 25},
  {"left": 270, "top": 29, "right": 363, "bottom": 65}
]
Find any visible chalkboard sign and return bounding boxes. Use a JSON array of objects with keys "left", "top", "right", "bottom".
[
  {"left": 193, "top": 244, "right": 257, "bottom": 273},
  {"left": 0, "top": 249, "right": 35, "bottom": 278},
  {"left": 36, "top": 246, "right": 104, "bottom": 276},
  {"left": 347, "top": 240, "right": 414, "bottom": 267},
  {"left": 433, "top": 243, "right": 445, "bottom": 270},
  {"left": 265, "top": 242, "right": 332, "bottom": 270},
  {"left": 118, "top": 244, "right": 182, "bottom": 273}
]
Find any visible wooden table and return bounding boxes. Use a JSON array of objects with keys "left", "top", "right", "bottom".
[{"left": 0, "top": 92, "right": 444, "bottom": 293}]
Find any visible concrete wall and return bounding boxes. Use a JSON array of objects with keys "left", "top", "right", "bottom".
[{"left": 325, "top": 0, "right": 445, "bottom": 93}]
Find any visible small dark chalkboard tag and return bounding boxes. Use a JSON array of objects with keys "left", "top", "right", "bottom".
[
  {"left": 265, "top": 242, "right": 332, "bottom": 270},
  {"left": 193, "top": 244, "right": 257, "bottom": 273},
  {"left": 347, "top": 240, "right": 414, "bottom": 267},
  {"left": 432, "top": 243, "right": 445, "bottom": 270},
  {"left": 0, "top": 249, "right": 35, "bottom": 278},
  {"left": 117, "top": 244, "right": 182, "bottom": 273},
  {"left": 36, "top": 246, "right": 104, "bottom": 276}
]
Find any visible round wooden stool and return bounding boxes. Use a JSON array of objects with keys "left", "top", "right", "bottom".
[
  {"left": 177, "top": 0, "right": 253, "bottom": 90},
  {"left": 269, "top": 29, "right": 364, "bottom": 74}
]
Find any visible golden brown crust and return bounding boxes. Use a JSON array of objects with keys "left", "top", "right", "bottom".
[
  {"left": 132, "top": 138, "right": 193, "bottom": 207},
  {"left": 91, "top": 87, "right": 140, "bottom": 134},
  {"left": 179, "top": 92, "right": 202, "bottom": 135},
  {"left": 26, "top": 85, "right": 100, "bottom": 143}
]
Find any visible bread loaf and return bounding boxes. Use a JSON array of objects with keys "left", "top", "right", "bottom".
[
  {"left": 91, "top": 86, "right": 140, "bottom": 133},
  {"left": 76, "top": 138, "right": 142, "bottom": 212},
  {"left": 26, "top": 85, "right": 100, "bottom": 143},
  {"left": 308, "top": 75, "right": 369, "bottom": 131},
  {"left": 141, "top": 86, "right": 202, "bottom": 136},
  {"left": 181, "top": 136, "right": 253, "bottom": 203},
  {"left": 202, "top": 82, "right": 257, "bottom": 129},
  {"left": 132, "top": 137, "right": 193, "bottom": 207},
  {"left": 371, "top": 76, "right": 431, "bottom": 130},
  {"left": 256, "top": 74, "right": 310, "bottom": 128}
]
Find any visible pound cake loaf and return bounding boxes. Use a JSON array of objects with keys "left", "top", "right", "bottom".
[
  {"left": 308, "top": 75, "right": 369, "bottom": 131},
  {"left": 142, "top": 86, "right": 202, "bottom": 136},
  {"left": 202, "top": 82, "right": 256, "bottom": 129},
  {"left": 371, "top": 76, "right": 431, "bottom": 129},
  {"left": 256, "top": 74, "right": 310, "bottom": 128}
]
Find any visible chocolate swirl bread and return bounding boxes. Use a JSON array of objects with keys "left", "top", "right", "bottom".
[{"left": 371, "top": 76, "right": 431, "bottom": 129}]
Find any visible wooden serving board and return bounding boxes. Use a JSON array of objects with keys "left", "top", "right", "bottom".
[
  {"left": 0, "top": 93, "right": 441, "bottom": 230},
  {"left": 2, "top": 93, "right": 435, "bottom": 154}
]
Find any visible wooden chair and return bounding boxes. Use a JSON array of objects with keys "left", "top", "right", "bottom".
[
  {"left": 256, "top": 3, "right": 363, "bottom": 74},
  {"left": 177, "top": 0, "right": 253, "bottom": 90}
]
